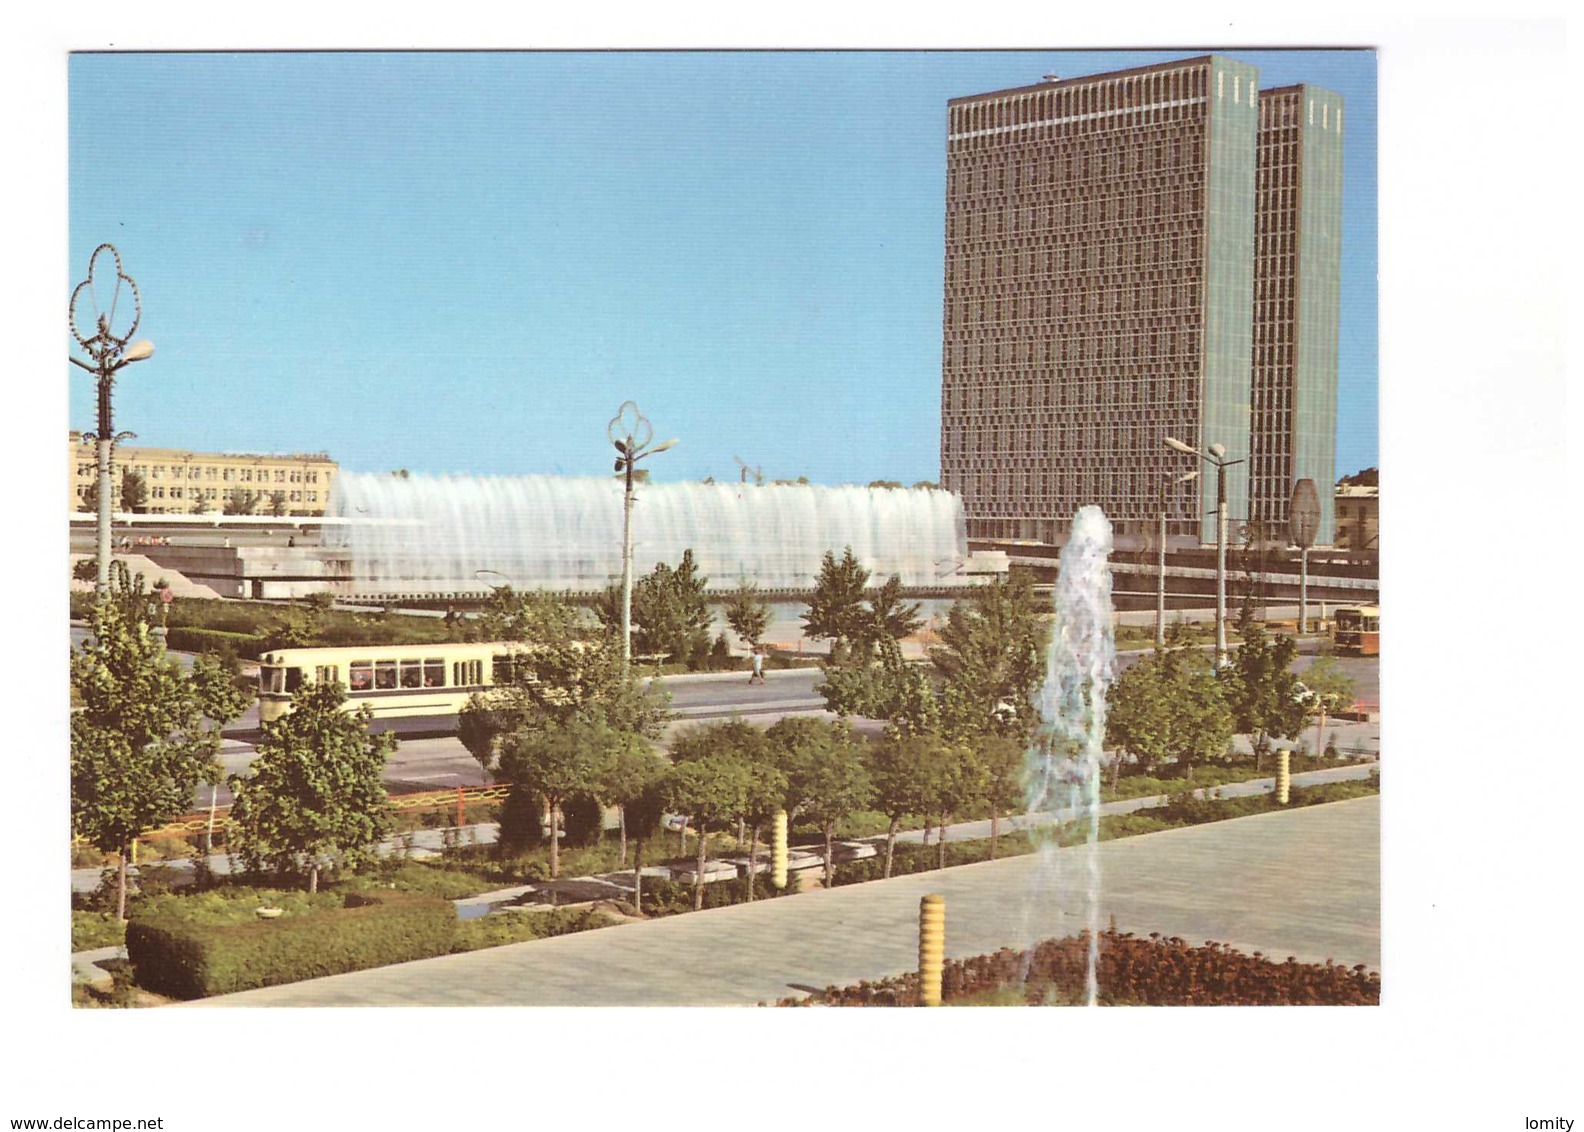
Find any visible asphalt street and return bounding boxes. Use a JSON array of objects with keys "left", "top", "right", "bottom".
[{"left": 71, "top": 624, "right": 1378, "bottom": 809}]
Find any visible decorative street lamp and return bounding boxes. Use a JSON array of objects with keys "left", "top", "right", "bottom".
[
  {"left": 608, "top": 401, "right": 678, "bottom": 670},
  {"left": 1155, "top": 468, "right": 1200, "bottom": 648},
  {"left": 1289, "top": 478, "right": 1322, "bottom": 635},
  {"left": 69, "top": 244, "right": 154, "bottom": 600},
  {"left": 1164, "top": 435, "right": 1245, "bottom": 666}
]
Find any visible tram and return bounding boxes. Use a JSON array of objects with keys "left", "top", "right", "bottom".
[
  {"left": 256, "top": 640, "right": 554, "bottom": 723},
  {"left": 1331, "top": 605, "right": 1380, "bottom": 657}
]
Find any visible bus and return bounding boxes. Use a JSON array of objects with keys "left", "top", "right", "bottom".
[
  {"left": 255, "top": 640, "right": 557, "bottom": 723},
  {"left": 1332, "top": 605, "right": 1380, "bottom": 656}
]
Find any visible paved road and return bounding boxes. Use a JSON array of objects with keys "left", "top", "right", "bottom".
[
  {"left": 74, "top": 623, "right": 1377, "bottom": 806},
  {"left": 188, "top": 796, "right": 1378, "bottom": 1006}
]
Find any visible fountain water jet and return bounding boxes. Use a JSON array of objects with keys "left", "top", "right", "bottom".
[{"left": 1025, "top": 505, "right": 1116, "bottom": 1005}]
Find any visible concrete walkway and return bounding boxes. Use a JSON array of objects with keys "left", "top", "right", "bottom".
[
  {"left": 71, "top": 761, "right": 1376, "bottom": 894},
  {"left": 189, "top": 795, "right": 1378, "bottom": 1006}
]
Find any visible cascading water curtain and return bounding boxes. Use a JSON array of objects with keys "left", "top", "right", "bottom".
[
  {"left": 1025, "top": 505, "right": 1116, "bottom": 1005},
  {"left": 325, "top": 472, "right": 969, "bottom": 595}
]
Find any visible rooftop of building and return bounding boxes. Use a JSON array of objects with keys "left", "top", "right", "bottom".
[
  {"left": 68, "top": 431, "right": 334, "bottom": 463},
  {"left": 947, "top": 54, "right": 1225, "bottom": 107}
]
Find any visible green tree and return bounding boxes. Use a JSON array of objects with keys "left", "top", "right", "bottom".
[
  {"left": 70, "top": 584, "right": 232, "bottom": 918},
  {"left": 783, "top": 721, "right": 871, "bottom": 886},
  {"left": 1106, "top": 638, "right": 1234, "bottom": 780},
  {"left": 1297, "top": 655, "right": 1357, "bottom": 755},
  {"left": 866, "top": 575, "right": 924, "bottom": 645},
  {"left": 228, "top": 681, "right": 396, "bottom": 893},
  {"left": 1220, "top": 609, "right": 1308, "bottom": 768},
  {"left": 597, "top": 550, "right": 712, "bottom": 665},
  {"left": 661, "top": 753, "right": 752, "bottom": 910},
  {"left": 119, "top": 467, "right": 148, "bottom": 514},
  {"left": 457, "top": 588, "right": 669, "bottom": 776},
  {"left": 970, "top": 734, "right": 1025, "bottom": 859},
  {"left": 866, "top": 732, "right": 951, "bottom": 878},
  {"left": 803, "top": 547, "right": 870, "bottom": 653},
  {"left": 267, "top": 490, "right": 288, "bottom": 517},
  {"left": 723, "top": 578, "right": 773, "bottom": 649},
  {"left": 592, "top": 732, "right": 667, "bottom": 869},
  {"left": 604, "top": 760, "right": 670, "bottom": 913},
  {"left": 817, "top": 632, "right": 941, "bottom": 735},
  {"left": 930, "top": 569, "right": 1047, "bottom": 742},
  {"left": 190, "top": 492, "right": 212, "bottom": 515},
  {"left": 929, "top": 743, "right": 985, "bottom": 869},
  {"left": 497, "top": 718, "right": 618, "bottom": 879},
  {"left": 223, "top": 487, "right": 260, "bottom": 515}
]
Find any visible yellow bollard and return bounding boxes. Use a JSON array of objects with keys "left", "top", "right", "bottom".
[
  {"left": 130, "top": 838, "right": 139, "bottom": 866},
  {"left": 1276, "top": 747, "right": 1291, "bottom": 805},
  {"left": 919, "top": 894, "right": 945, "bottom": 1007},
  {"left": 771, "top": 810, "right": 788, "bottom": 889}
]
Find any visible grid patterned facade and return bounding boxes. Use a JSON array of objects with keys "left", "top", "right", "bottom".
[
  {"left": 1251, "top": 85, "right": 1343, "bottom": 546},
  {"left": 941, "top": 56, "right": 1343, "bottom": 546},
  {"left": 67, "top": 432, "right": 337, "bottom": 516},
  {"left": 941, "top": 56, "right": 1259, "bottom": 544}
]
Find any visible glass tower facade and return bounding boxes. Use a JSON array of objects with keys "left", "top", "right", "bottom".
[
  {"left": 941, "top": 57, "right": 1343, "bottom": 547},
  {"left": 1252, "top": 84, "right": 1344, "bottom": 546}
]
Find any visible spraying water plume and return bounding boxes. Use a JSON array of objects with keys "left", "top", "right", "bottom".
[{"left": 1025, "top": 505, "right": 1116, "bottom": 1005}]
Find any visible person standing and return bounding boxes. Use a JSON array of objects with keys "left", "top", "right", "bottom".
[{"left": 749, "top": 645, "right": 765, "bottom": 685}]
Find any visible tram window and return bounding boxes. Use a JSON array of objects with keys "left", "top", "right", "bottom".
[
  {"left": 453, "top": 660, "right": 482, "bottom": 687},
  {"left": 492, "top": 656, "right": 515, "bottom": 685},
  {"left": 424, "top": 659, "right": 445, "bottom": 687},
  {"left": 400, "top": 660, "right": 423, "bottom": 689},
  {"left": 259, "top": 666, "right": 284, "bottom": 695},
  {"left": 314, "top": 665, "right": 340, "bottom": 686},
  {"left": 349, "top": 662, "right": 373, "bottom": 692},
  {"left": 285, "top": 668, "right": 303, "bottom": 693},
  {"left": 375, "top": 660, "right": 398, "bottom": 690}
]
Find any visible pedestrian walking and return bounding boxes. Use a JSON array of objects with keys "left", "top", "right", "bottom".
[{"left": 749, "top": 645, "right": 765, "bottom": 685}]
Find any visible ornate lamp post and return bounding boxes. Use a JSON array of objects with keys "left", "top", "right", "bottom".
[
  {"left": 69, "top": 245, "right": 154, "bottom": 600},
  {"left": 607, "top": 401, "right": 677, "bottom": 670},
  {"left": 1164, "top": 436, "right": 1245, "bottom": 666}
]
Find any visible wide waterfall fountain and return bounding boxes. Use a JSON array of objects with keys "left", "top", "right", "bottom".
[
  {"left": 1025, "top": 505, "right": 1116, "bottom": 1005},
  {"left": 324, "top": 472, "right": 970, "bottom": 595}
]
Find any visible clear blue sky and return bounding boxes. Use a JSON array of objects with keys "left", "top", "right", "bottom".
[{"left": 69, "top": 50, "right": 1377, "bottom": 485}]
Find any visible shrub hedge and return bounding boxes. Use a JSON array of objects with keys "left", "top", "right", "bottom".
[
  {"left": 164, "top": 626, "right": 263, "bottom": 657},
  {"left": 451, "top": 907, "right": 615, "bottom": 953},
  {"left": 126, "top": 888, "right": 456, "bottom": 999}
]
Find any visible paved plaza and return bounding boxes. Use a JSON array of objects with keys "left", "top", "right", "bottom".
[{"left": 191, "top": 796, "right": 1379, "bottom": 1007}]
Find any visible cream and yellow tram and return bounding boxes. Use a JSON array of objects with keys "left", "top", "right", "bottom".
[{"left": 256, "top": 641, "right": 537, "bottom": 723}]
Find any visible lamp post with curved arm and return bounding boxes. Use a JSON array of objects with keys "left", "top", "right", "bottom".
[
  {"left": 1164, "top": 436, "right": 1244, "bottom": 666},
  {"left": 69, "top": 245, "right": 154, "bottom": 600},
  {"left": 608, "top": 401, "right": 678, "bottom": 670}
]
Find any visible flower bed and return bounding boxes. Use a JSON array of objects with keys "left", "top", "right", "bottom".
[{"left": 780, "top": 930, "right": 1380, "bottom": 1006}]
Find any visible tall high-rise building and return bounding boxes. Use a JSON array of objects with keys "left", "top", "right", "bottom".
[
  {"left": 940, "top": 56, "right": 1343, "bottom": 546},
  {"left": 1250, "top": 85, "right": 1344, "bottom": 546}
]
